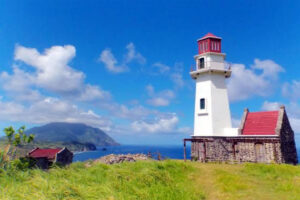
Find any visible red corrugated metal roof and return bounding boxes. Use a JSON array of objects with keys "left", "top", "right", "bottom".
[
  {"left": 242, "top": 111, "right": 279, "bottom": 135},
  {"left": 29, "top": 148, "right": 62, "bottom": 159},
  {"left": 199, "top": 33, "right": 221, "bottom": 40}
]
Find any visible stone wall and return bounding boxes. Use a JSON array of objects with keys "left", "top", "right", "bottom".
[
  {"left": 279, "top": 111, "right": 298, "bottom": 164},
  {"left": 190, "top": 137, "right": 287, "bottom": 164},
  {"left": 56, "top": 148, "right": 73, "bottom": 166},
  {"left": 188, "top": 107, "right": 298, "bottom": 164}
]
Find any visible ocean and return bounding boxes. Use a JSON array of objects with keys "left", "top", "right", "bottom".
[
  {"left": 74, "top": 145, "right": 191, "bottom": 162},
  {"left": 74, "top": 144, "right": 300, "bottom": 162}
]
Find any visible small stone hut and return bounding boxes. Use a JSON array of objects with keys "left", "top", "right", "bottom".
[
  {"left": 28, "top": 147, "right": 73, "bottom": 169},
  {"left": 184, "top": 106, "right": 298, "bottom": 164}
]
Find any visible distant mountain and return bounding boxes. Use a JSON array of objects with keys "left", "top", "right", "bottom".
[{"left": 26, "top": 122, "right": 119, "bottom": 150}]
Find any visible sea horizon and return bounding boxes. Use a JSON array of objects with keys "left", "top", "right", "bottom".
[{"left": 74, "top": 144, "right": 300, "bottom": 163}]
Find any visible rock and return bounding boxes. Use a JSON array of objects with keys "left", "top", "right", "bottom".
[{"left": 94, "top": 153, "right": 151, "bottom": 165}]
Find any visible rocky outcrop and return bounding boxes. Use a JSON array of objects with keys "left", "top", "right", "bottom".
[{"left": 94, "top": 154, "right": 151, "bottom": 164}]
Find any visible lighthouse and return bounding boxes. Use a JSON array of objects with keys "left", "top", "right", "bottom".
[
  {"left": 190, "top": 33, "right": 238, "bottom": 136},
  {"left": 183, "top": 33, "right": 297, "bottom": 164}
]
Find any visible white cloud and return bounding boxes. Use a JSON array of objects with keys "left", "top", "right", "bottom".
[
  {"left": 15, "top": 45, "right": 84, "bottom": 94},
  {"left": 170, "top": 73, "right": 184, "bottom": 88},
  {"left": 251, "top": 59, "right": 284, "bottom": 79},
  {"left": 0, "top": 66, "right": 42, "bottom": 102},
  {"left": 227, "top": 59, "right": 284, "bottom": 101},
  {"left": 289, "top": 117, "right": 300, "bottom": 134},
  {"left": 76, "top": 84, "right": 111, "bottom": 102},
  {"left": 131, "top": 114, "right": 179, "bottom": 133},
  {"left": 124, "top": 43, "right": 146, "bottom": 64},
  {"left": 99, "top": 49, "right": 128, "bottom": 73},
  {"left": 147, "top": 97, "right": 170, "bottom": 107},
  {"left": 0, "top": 45, "right": 110, "bottom": 103},
  {"left": 146, "top": 84, "right": 155, "bottom": 96},
  {"left": 99, "top": 43, "right": 145, "bottom": 73},
  {"left": 0, "top": 44, "right": 187, "bottom": 137},
  {"left": 0, "top": 98, "right": 112, "bottom": 131},
  {"left": 152, "top": 62, "right": 170, "bottom": 74},
  {"left": 151, "top": 62, "right": 185, "bottom": 88},
  {"left": 282, "top": 80, "right": 300, "bottom": 101},
  {"left": 102, "top": 102, "right": 158, "bottom": 121},
  {"left": 261, "top": 101, "right": 281, "bottom": 111},
  {"left": 280, "top": 79, "right": 300, "bottom": 133},
  {"left": 145, "top": 84, "right": 175, "bottom": 107}
]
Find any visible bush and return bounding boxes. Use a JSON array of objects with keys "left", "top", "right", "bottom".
[{"left": 10, "top": 157, "right": 37, "bottom": 171}]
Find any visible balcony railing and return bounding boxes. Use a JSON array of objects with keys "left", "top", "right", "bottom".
[{"left": 190, "top": 61, "right": 231, "bottom": 72}]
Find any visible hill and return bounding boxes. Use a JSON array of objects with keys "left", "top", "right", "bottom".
[
  {"left": 1, "top": 160, "right": 300, "bottom": 200},
  {"left": 25, "top": 122, "right": 119, "bottom": 151}
]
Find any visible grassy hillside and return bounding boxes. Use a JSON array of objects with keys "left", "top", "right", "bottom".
[{"left": 1, "top": 160, "right": 300, "bottom": 200}]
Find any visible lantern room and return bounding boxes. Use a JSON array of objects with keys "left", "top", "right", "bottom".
[{"left": 197, "top": 33, "right": 221, "bottom": 54}]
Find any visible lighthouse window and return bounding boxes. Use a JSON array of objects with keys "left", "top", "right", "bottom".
[
  {"left": 199, "top": 58, "right": 205, "bottom": 69},
  {"left": 200, "top": 98, "right": 205, "bottom": 110}
]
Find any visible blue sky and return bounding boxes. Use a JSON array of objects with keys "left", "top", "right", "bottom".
[{"left": 0, "top": 0, "right": 300, "bottom": 145}]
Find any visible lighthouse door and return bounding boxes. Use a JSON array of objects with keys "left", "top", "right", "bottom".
[
  {"left": 255, "top": 143, "right": 266, "bottom": 163},
  {"left": 198, "top": 142, "right": 206, "bottom": 162}
]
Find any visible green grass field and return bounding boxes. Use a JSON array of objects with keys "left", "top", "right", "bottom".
[{"left": 1, "top": 160, "right": 300, "bottom": 200}]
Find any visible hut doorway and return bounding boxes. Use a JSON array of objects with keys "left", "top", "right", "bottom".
[{"left": 255, "top": 143, "right": 266, "bottom": 163}]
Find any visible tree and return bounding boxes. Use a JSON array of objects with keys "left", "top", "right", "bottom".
[{"left": 0, "top": 126, "right": 34, "bottom": 169}]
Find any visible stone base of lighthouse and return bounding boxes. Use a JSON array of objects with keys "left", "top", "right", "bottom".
[
  {"left": 184, "top": 107, "right": 298, "bottom": 164},
  {"left": 184, "top": 136, "right": 297, "bottom": 164}
]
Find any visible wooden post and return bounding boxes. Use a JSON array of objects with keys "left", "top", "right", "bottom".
[{"left": 184, "top": 139, "right": 187, "bottom": 162}]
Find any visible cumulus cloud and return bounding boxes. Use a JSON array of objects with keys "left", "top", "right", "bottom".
[
  {"left": 131, "top": 114, "right": 179, "bottom": 133},
  {"left": 99, "top": 49, "right": 128, "bottom": 73},
  {"left": 0, "top": 66, "right": 42, "bottom": 102},
  {"left": 1, "top": 45, "right": 111, "bottom": 102},
  {"left": 0, "top": 44, "right": 114, "bottom": 131},
  {"left": 99, "top": 43, "right": 145, "bottom": 73},
  {"left": 150, "top": 62, "right": 186, "bottom": 88},
  {"left": 261, "top": 101, "right": 281, "bottom": 111},
  {"left": 227, "top": 59, "right": 284, "bottom": 101},
  {"left": 170, "top": 73, "right": 184, "bottom": 88},
  {"left": 146, "top": 84, "right": 175, "bottom": 107},
  {"left": 0, "top": 98, "right": 112, "bottom": 131},
  {"left": 124, "top": 43, "right": 146, "bottom": 64},
  {"left": 282, "top": 80, "right": 300, "bottom": 101},
  {"left": 0, "top": 44, "right": 187, "bottom": 136},
  {"left": 152, "top": 62, "right": 170, "bottom": 74},
  {"left": 15, "top": 45, "right": 84, "bottom": 94},
  {"left": 251, "top": 59, "right": 284, "bottom": 79}
]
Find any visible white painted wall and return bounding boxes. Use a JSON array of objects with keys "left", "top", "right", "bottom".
[
  {"left": 192, "top": 52, "right": 238, "bottom": 136},
  {"left": 195, "top": 53, "right": 226, "bottom": 70}
]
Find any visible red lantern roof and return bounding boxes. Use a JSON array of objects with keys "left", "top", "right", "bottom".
[
  {"left": 28, "top": 148, "right": 62, "bottom": 159},
  {"left": 198, "top": 33, "right": 221, "bottom": 41},
  {"left": 197, "top": 33, "right": 222, "bottom": 54},
  {"left": 242, "top": 111, "right": 279, "bottom": 135}
]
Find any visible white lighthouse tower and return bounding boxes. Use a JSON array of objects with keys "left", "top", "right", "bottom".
[{"left": 190, "top": 33, "right": 238, "bottom": 136}]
